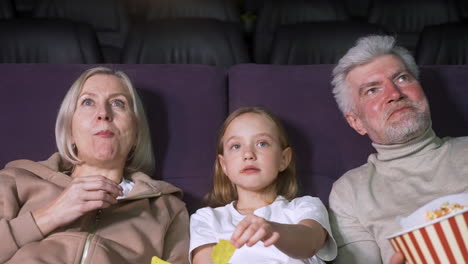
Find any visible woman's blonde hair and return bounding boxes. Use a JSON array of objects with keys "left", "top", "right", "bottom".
[
  {"left": 55, "top": 67, "right": 155, "bottom": 176},
  {"left": 206, "top": 106, "right": 297, "bottom": 207}
]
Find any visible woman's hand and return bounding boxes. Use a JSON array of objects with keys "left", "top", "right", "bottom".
[
  {"left": 230, "top": 214, "right": 280, "bottom": 248},
  {"left": 32, "top": 175, "right": 123, "bottom": 236}
]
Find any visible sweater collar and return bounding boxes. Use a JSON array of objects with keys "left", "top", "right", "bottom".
[{"left": 371, "top": 127, "right": 442, "bottom": 161}]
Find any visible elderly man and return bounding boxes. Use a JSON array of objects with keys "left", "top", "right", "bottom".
[{"left": 328, "top": 35, "right": 468, "bottom": 264}]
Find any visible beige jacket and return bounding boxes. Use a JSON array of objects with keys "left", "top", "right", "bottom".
[{"left": 0, "top": 153, "right": 190, "bottom": 264}]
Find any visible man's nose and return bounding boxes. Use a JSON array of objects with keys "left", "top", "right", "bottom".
[{"left": 386, "top": 81, "right": 405, "bottom": 103}]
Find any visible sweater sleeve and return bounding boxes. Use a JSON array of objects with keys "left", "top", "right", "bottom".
[
  {"left": 0, "top": 171, "right": 44, "bottom": 262},
  {"left": 328, "top": 178, "right": 382, "bottom": 264},
  {"left": 162, "top": 195, "right": 190, "bottom": 264}
]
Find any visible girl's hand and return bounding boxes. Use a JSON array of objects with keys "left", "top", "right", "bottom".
[
  {"left": 230, "top": 214, "right": 280, "bottom": 248},
  {"left": 32, "top": 175, "right": 123, "bottom": 236}
]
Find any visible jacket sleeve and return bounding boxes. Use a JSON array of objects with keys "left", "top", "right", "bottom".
[
  {"left": 0, "top": 170, "right": 44, "bottom": 262},
  {"left": 162, "top": 195, "right": 190, "bottom": 264},
  {"left": 328, "top": 179, "right": 382, "bottom": 264}
]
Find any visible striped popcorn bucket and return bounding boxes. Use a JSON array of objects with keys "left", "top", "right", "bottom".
[{"left": 388, "top": 210, "right": 468, "bottom": 264}]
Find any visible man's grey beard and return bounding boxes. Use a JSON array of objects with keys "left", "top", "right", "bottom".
[{"left": 384, "top": 102, "right": 431, "bottom": 144}]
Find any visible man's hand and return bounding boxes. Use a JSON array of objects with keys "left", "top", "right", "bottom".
[{"left": 389, "top": 252, "right": 405, "bottom": 264}]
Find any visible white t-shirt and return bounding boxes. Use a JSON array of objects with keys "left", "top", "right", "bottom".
[
  {"left": 190, "top": 196, "right": 337, "bottom": 264},
  {"left": 116, "top": 178, "right": 134, "bottom": 200}
]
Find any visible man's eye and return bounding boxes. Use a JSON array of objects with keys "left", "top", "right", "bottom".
[
  {"left": 112, "top": 99, "right": 125, "bottom": 107},
  {"left": 365, "top": 88, "right": 377, "bottom": 95},
  {"left": 82, "top": 98, "right": 94, "bottom": 106},
  {"left": 397, "top": 74, "right": 410, "bottom": 83}
]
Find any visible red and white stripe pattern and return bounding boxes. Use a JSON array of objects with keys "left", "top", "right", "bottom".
[{"left": 390, "top": 211, "right": 468, "bottom": 264}]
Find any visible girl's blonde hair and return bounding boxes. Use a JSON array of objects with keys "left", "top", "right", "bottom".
[
  {"left": 206, "top": 106, "right": 297, "bottom": 207},
  {"left": 55, "top": 66, "right": 155, "bottom": 176}
]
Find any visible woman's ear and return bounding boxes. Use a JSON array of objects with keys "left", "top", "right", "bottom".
[{"left": 279, "top": 147, "right": 292, "bottom": 172}]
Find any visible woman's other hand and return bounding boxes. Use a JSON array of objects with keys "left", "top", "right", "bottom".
[
  {"left": 230, "top": 214, "right": 280, "bottom": 248},
  {"left": 32, "top": 175, "right": 123, "bottom": 236}
]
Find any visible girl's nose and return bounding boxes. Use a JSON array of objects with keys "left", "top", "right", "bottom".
[{"left": 243, "top": 148, "right": 256, "bottom": 160}]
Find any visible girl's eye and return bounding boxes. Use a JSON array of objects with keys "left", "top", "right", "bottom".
[
  {"left": 112, "top": 99, "right": 125, "bottom": 107},
  {"left": 230, "top": 144, "right": 240, "bottom": 150},
  {"left": 82, "top": 98, "right": 94, "bottom": 106},
  {"left": 257, "top": 141, "right": 269, "bottom": 147}
]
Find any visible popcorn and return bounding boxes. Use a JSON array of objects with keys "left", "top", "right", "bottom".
[
  {"left": 425, "top": 202, "right": 465, "bottom": 221},
  {"left": 211, "top": 239, "right": 236, "bottom": 264}
]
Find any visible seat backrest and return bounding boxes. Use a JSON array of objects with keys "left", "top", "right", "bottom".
[
  {"left": 416, "top": 23, "right": 468, "bottom": 65},
  {"left": 0, "top": 0, "right": 14, "bottom": 19},
  {"left": 13, "top": 0, "right": 35, "bottom": 17},
  {"left": 343, "top": 0, "right": 372, "bottom": 20},
  {"left": 368, "top": 0, "right": 460, "bottom": 54},
  {"left": 33, "top": 0, "right": 129, "bottom": 62},
  {"left": 228, "top": 64, "right": 468, "bottom": 205},
  {"left": 125, "top": 0, "right": 240, "bottom": 23},
  {"left": 121, "top": 18, "right": 250, "bottom": 67},
  {"left": 0, "top": 64, "right": 228, "bottom": 213},
  {"left": 0, "top": 19, "right": 102, "bottom": 63},
  {"left": 254, "top": 0, "right": 349, "bottom": 63},
  {"left": 270, "top": 21, "right": 385, "bottom": 64}
]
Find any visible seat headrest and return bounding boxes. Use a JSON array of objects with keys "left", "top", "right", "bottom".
[
  {"left": 121, "top": 18, "right": 250, "bottom": 66},
  {"left": 270, "top": 21, "right": 386, "bottom": 64},
  {"left": 0, "top": 19, "right": 103, "bottom": 63}
]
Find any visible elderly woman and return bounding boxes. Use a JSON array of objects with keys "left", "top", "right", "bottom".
[{"left": 0, "top": 67, "right": 189, "bottom": 263}]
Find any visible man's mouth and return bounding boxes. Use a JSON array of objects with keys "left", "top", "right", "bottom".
[{"left": 387, "top": 105, "right": 414, "bottom": 120}]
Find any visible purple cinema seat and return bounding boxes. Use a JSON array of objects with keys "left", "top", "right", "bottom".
[
  {"left": 228, "top": 64, "right": 374, "bottom": 206},
  {"left": 0, "top": 64, "right": 227, "bottom": 213},
  {"left": 228, "top": 64, "right": 468, "bottom": 206}
]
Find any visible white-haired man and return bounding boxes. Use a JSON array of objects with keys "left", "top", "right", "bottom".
[{"left": 328, "top": 35, "right": 468, "bottom": 263}]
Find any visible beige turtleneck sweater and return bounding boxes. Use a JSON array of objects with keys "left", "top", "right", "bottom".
[{"left": 329, "top": 128, "right": 468, "bottom": 264}]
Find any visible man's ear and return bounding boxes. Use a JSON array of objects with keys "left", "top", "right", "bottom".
[
  {"left": 218, "top": 154, "right": 228, "bottom": 175},
  {"left": 345, "top": 112, "right": 367, "bottom": 136},
  {"left": 279, "top": 147, "right": 292, "bottom": 172}
]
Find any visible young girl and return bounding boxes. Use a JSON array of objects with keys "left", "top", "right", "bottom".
[{"left": 190, "top": 107, "right": 337, "bottom": 263}]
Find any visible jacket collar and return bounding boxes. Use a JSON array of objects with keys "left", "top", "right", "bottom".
[{"left": 6, "top": 153, "right": 183, "bottom": 200}]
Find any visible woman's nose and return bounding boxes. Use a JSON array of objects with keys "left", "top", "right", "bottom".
[{"left": 97, "top": 105, "right": 112, "bottom": 121}]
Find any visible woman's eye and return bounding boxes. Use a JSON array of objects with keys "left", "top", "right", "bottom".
[
  {"left": 82, "top": 98, "right": 94, "bottom": 106},
  {"left": 112, "top": 99, "right": 125, "bottom": 107}
]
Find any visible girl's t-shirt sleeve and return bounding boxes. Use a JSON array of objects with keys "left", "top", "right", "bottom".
[
  {"left": 290, "top": 196, "right": 338, "bottom": 262},
  {"left": 189, "top": 207, "right": 218, "bottom": 262}
]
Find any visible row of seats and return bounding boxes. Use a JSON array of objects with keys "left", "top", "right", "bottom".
[
  {"left": 8, "top": 0, "right": 468, "bottom": 22},
  {"left": 1, "top": 18, "right": 467, "bottom": 65},
  {"left": 1, "top": 0, "right": 468, "bottom": 62}
]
